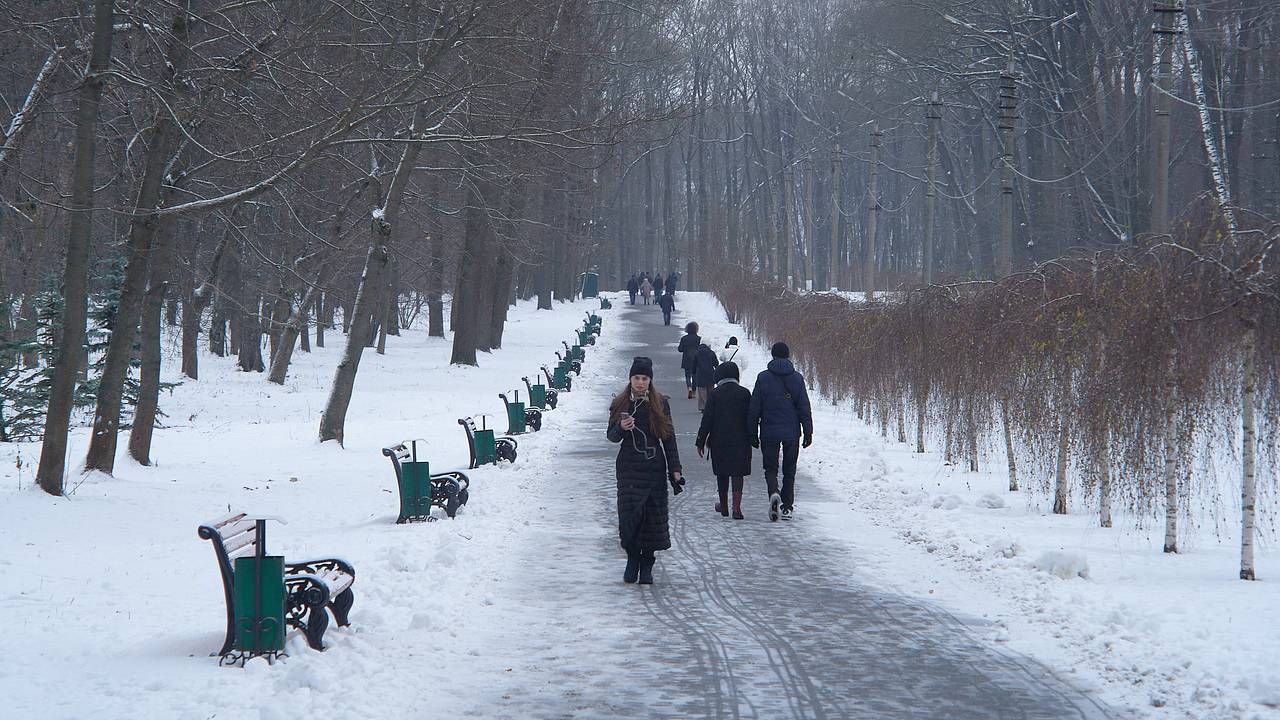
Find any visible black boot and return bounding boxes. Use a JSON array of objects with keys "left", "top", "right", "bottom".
[
  {"left": 623, "top": 551, "right": 640, "bottom": 584},
  {"left": 638, "top": 551, "right": 655, "bottom": 585}
]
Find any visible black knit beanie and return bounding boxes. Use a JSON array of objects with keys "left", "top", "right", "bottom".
[
  {"left": 629, "top": 356, "right": 653, "bottom": 378},
  {"left": 771, "top": 342, "right": 790, "bottom": 359},
  {"left": 715, "top": 361, "right": 740, "bottom": 382}
]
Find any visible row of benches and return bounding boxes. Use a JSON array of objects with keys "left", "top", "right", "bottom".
[{"left": 199, "top": 311, "right": 607, "bottom": 663}]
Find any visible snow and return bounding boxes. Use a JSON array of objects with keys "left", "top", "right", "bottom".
[
  {"left": 676, "top": 290, "right": 1280, "bottom": 720},
  {"left": 0, "top": 295, "right": 616, "bottom": 718},
  {"left": 1, "top": 290, "right": 1276, "bottom": 719}
]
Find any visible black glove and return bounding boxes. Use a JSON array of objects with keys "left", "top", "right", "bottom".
[
  {"left": 751, "top": 438, "right": 760, "bottom": 449},
  {"left": 802, "top": 435, "right": 813, "bottom": 449},
  {"left": 669, "top": 474, "right": 686, "bottom": 495}
]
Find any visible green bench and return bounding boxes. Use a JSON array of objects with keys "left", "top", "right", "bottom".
[
  {"left": 542, "top": 364, "right": 572, "bottom": 392},
  {"left": 198, "top": 513, "right": 355, "bottom": 662},
  {"left": 381, "top": 440, "right": 470, "bottom": 522},
  {"left": 523, "top": 375, "right": 558, "bottom": 410},
  {"left": 499, "top": 391, "right": 543, "bottom": 434},
  {"left": 457, "top": 415, "right": 518, "bottom": 468}
]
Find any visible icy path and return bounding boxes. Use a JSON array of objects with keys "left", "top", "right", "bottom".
[{"left": 441, "top": 302, "right": 1115, "bottom": 719}]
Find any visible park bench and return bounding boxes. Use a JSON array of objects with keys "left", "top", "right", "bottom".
[
  {"left": 198, "top": 513, "right": 355, "bottom": 660},
  {"left": 555, "top": 350, "right": 582, "bottom": 376},
  {"left": 584, "top": 311, "right": 602, "bottom": 334},
  {"left": 457, "top": 415, "right": 518, "bottom": 468},
  {"left": 600, "top": 297, "right": 612, "bottom": 310},
  {"left": 562, "top": 340, "right": 586, "bottom": 362},
  {"left": 542, "top": 364, "right": 572, "bottom": 392},
  {"left": 523, "top": 375, "right": 558, "bottom": 410},
  {"left": 499, "top": 391, "right": 543, "bottom": 434},
  {"left": 381, "top": 440, "right": 471, "bottom": 522}
]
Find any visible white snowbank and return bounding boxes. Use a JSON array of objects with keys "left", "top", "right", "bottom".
[{"left": 674, "top": 290, "right": 1280, "bottom": 720}]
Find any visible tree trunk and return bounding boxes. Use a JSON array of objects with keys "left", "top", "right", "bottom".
[
  {"left": 82, "top": 7, "right": 189, "bottom": 475},
  {"left": 317, "top": 102, "right": 427, "bottom": 443},
  {"left": 1001, "top": 395, "right": 1018, "bottom": 491},
  {"left": 451, "top": 184, "right": 490, "bottom": 366},
  {"left": 1162, "top": 344, "right": 1179, "bottom": 552},
  {"left": 267, "top": 283, "right": 319, "bottom": 385},
  {"left": 318, "top": 241, "right": 389, "bottom": 444},
  {"left": 427, "top": 233, "right": 445, "bottom": 336},
  {"left": 315, "top": 291, "right": 327, "bottom": 348},
  {"left": 237, "top": 298, "right": 265, "bottom": 373},
  {"left": 35, "top": 0, "right": 114, "bottom": 495},
  {"left": 1053, "top": 364, "right": 1072, "bottom": 515},
  {"left": 128, "top": 216, "right": 177, "bottom": 465},
  {"left": 1240, "top": 323, "right": 1257, "bottom": 580},
  {"left": 864, "top": 123, "right": 881, "bottom": 300}
]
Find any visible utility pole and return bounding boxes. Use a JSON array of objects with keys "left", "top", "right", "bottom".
[
  {"left": 829, "top": 144, "right": 841, "bottom": 291},
  {"left": 802, "top": 158, "right": 814, "bottom": 290},
  {"left": 997, "top": 58, "right": 1019, "bottom": 278},
  {"left": 1151, "top": 2, "right": 1181, "bottom": 239},
  {"left": 924, "top": 91, "right": 942, "bottom": 286},
  {"left": 864, "top": 122, "right": 881, "bottom": 300}
]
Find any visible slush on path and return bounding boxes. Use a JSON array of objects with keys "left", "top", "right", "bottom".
[{"left": 464, "top": 302, "right": 1115, "bottom": 720}]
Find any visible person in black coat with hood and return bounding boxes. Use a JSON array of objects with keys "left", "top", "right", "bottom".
[
  {"left": 695, "top": 362, "right": 752, "bottom": 519},
  {"left": 657, "top": 290, "right": 676, "bottom": 325},
  {"left": 677, "top": 322, "right": 700, "bottom": 398},
  {"left": 693, "top": 341, "right": 719, "bottom": 412},
  {"left": 626, "top": 274, "right": 639, "bottom": 304},
  {"left": 607, "top": 356, "right": 683, "bottom": 585},
  {"left": 747, "top": 342, "right": 813, "bottom": 521}
]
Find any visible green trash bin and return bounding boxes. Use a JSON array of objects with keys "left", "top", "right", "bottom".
[
  {"left": 473, "top": 428, "right": 498, "bottom": 465},
  {"left": 506, "top": 399, "right": 527, "bottom": 435},
  {"left": 580, "top": 271, "right": 599, "bottom": 298},
  {"left": 529, "top": 383, "right": 547, "bottom": 410},
  {"left": 233, "top": 554, "right": 286, "bottom": 656},
  {"left": 571, "top": 345, "right": 585, "bottom": 362},
  {"left": 577, "top": 329, "right": 591, "bottom": 347},
  {"left": 399, "top": 459, "right": 435, "bottom": 521}
]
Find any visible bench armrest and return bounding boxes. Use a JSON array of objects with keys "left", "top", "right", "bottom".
[{"left": 287, "top": 556, "right": 356, "bottom": 580}]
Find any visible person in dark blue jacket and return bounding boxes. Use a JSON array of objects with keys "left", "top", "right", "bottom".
[{"left": 747, "top": 342, "right": 813, "bottom": 521}]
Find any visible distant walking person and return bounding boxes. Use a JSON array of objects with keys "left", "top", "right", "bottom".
[
  {"left": 677, "top": 322, "right": 701, "bottom": 399},
  {"left": 627, "top": 274, "right": 639, "bottom": 305},
  {"left": 640, "top": 276, "right": 653, "bottom": 305},
  {"left": 653, "top": 274, "right": 665, "bottom": 297},
  {"left": 693, "top": 341, "right": 718, "bottom": 412},
  {"left": 608, "top": 357, "right": 684, "bottom": 585},
  {"left": 657, "top": 290, "right": 676, "bottom": 326},
  {"left": 696, "top": 362, "right": 752, "bottom": 519},
  {"left": 747, "top": 342, "right": 813, "bottom": 521}
]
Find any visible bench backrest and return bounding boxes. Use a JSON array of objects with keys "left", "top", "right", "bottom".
[
  {"left": 381, "top": 440, "right": 426, "bottom": 483},
  {"left": 198, "top": 512, "right": 261, "bottom": 594}
]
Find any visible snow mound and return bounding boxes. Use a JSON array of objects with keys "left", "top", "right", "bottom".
[
  {"left": 931, "top": 494, "right": 965, "bottom": 510},
  {"left": 1033, "top": 550, "right": 1090, "bottom": 580},
  {"left": 975, "top": 493, "right": 1006, "bottom": 509}
]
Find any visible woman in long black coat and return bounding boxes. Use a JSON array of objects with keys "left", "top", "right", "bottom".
[
  {"left": 677, "top": 322, "right": 700, "bottom": 398},
  {"left": 695, "top": 362, "right": 752, "bottom": 519},
  {"left": 607, "top": 356, "right": 683, "bottom": 585}
]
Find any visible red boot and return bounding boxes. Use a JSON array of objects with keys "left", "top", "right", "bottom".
[
  {"left": 732, "top": 491, "right": 744, "bottom": 520},
  {"left": 715, "top": 490, "right": 729, "bottom": 517}
]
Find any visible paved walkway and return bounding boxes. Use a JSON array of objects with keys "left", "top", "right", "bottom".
[{"left": 455, "top": 302, "right": 1114, "bottom": 719}]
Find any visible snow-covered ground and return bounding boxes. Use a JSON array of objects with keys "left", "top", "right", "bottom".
[
  {"left": 678, "top": 291, "right": 1280, "bottom": 720},
  {"left": 0, "top": 296, "right": 615, "bottom": 718},
  {"left": 2, "top": 291, "right": 1275, "bottom": 719}
]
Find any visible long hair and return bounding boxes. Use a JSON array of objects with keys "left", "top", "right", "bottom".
[{"left": 609, "top": 383, "right": 673, "bottom": 439}]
